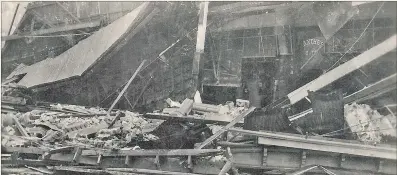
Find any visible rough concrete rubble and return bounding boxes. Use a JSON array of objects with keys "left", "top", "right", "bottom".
[{"left": 344, "top": 102, "right": 397, "bottom": 143}]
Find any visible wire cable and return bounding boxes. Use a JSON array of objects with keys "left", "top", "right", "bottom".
[
  {"left": 326, "top": 2, "right": 385, "bottom": 72},
  {"left": 289, "top": 2, "right": 385, "bottom": 105}
]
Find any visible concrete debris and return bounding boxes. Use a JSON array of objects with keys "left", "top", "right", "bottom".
[
  {"left": 166, "top": 98, "right": 182, "bottom": 108},
  {"left": 236, "top": 99, "right": 250, "bottom": 108},
  {"left": 344, "top": 102, "right": 397, "bottom": 143},
  {"left": 165, "top": 97, "right": 248, "bottom": 117},
  {"left": 194, "top": 90, "right": 203, "bottom": 103}
]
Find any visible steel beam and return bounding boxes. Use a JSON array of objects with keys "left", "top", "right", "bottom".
[{"left": 229, "top": 128, "right": 397, "bottom": 160}]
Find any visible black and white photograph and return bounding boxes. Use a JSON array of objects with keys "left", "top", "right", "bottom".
[{"left": 1, "top": 1, "right": 396, "bottom": 174}]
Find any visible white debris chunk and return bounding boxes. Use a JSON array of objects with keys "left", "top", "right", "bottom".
[{"left": 344, "top": 103, "right": 396, "bottom": 143}]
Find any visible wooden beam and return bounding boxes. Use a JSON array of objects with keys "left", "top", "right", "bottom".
[
  {"left": 208, "top": 2, "right": 287, "bottom": 14},
  {"left": 12, "top": 117, "right": 29, "bottom": 137},
  {"left": 144, "top": 112, "right": 244, "bottom": 125},
  {"left": 107, "top": 111, "right": 122, "bottom": 128},
  {"left": 287, "top": 35, "right": 397, "bottom": 105},
  {"left": 7, "top": 4, "right": 20, "bottom": 36},
  {"left": 81, "top": 149, "right": 221, "bottom": 157},
  {"left": 3, "top": 146, "right": 48, "bottom": 155},
  {"left": 2, "top": 21, "right": 100, "bottom": 41},
  {"left": 228, "top": 128, "right": 397, "bottom": 160},
  {"left": 344, "top": 73, "right": 397, "bottom": 104},
  {"left": 195, "top": 107, "right": 256, "bottom": 149},
  {"left": 131, "top": 76, "right": 152, "bottom": 109},
  {"left": 192, "top": 2, "right": 209, "bottom": 91},
  {"left": 106, "top": 60, "right": 146, "bottom": 115}
]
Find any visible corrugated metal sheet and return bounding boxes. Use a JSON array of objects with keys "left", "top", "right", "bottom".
[{"left": 15, "top": 2, "right": 150, "bottom": 88}]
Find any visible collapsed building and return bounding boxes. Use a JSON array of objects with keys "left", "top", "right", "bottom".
[{"left": 1, "top": 1, "right": 397, "bottom": 175}]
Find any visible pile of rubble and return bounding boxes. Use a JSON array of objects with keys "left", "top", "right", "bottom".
[
  {"left": 1, "top": 103, "right": 160, "bottom": 149},
  {"left": 344, "top": 102, "right": 396, "bottom": 143},
  {"left": 1, "top": 90, "right": 253, "bottom": 174},
  {"left": 2, "top": 87, "right": 396, "bottom": 174}
]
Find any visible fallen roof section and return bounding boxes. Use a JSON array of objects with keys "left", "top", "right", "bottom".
[{"left": 13, "top": 2, "right": 151, "bottom": 88}]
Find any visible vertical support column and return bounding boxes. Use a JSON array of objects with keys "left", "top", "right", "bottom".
[
  {"left": 192, "top": 1, "right": 209, "bottom": 93},
  {"left": 377, "top": 159, "right": 384, "bottom": 173},
  {"left": 125, "top": 156, "right": 130, "bottom": 165},
  {"left": 154, "top": 155, "right": 161, "bottom": 170},
  {"left": 339, "top": 154, "right": 346, "bottom": 168},
  {"left": 187, "top": 155, "right": 193, "bottom": 172},
  {"left": 300, "top": 150, "right": 307, "bottom": 167},
  {"left": 97, "top": 154, "right": 102, "bottom": 165},
  {"left": 262, "top": 147, "right": 268, "bottom": 167}
]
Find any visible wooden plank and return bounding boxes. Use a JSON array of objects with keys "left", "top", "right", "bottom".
[
  {"left": 1, "top": 167, "right": 48, "bottom": 175},
  {"left": 208, "top": 2, "right": 285, "bottom": 14},
  {"left": 192, "top": 2, "right": 209, "bottom": 90},
  {"left": 218, "top": 161, "right": 233, "bottom": 175},
  {"left": 287, "top": 35, "right": 397, "bottom": 105},
  {"left": 344, "top": 73, "right": 397, "bottom": 104},
  {"left": 81, "top": 149, "right": 221, "bottom": 157},
  {"left": 228, "top": 128, "right": 396, "bottom": 160},
  {"left": 195, "top": 107, "right": 256, "bottom": 149},
  {"left": 107, "top": 60, "right": 146, "bottom": 114},
  {"left": 44, "top": 146, "right": 75, "bottom": 159},
  {"left": 107, "top": 111, "right": 122, "bottom": 128},
  {"left": 106, "top": 168, "right": 202, "bottom": 175},
  {"left": 2, "top": 146, "right": 47, "bottom": 155},
  {"left": 35, "top": 112, "right": 117, "bottom": 119},
  {"left": 12, "top": 117, "right": 29, "bottom": 137},
  {"left": 144, "top": 113, "right": 244, "bottom": 126},
  {"left": 7, "top": 3, "right": 20, "bottom": 36},
  {"left": 2, "top": 96, "right": 26, "bottom": 105},
  {"left": 131, "top": 76, "right": 152, "bottom": 109}
]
